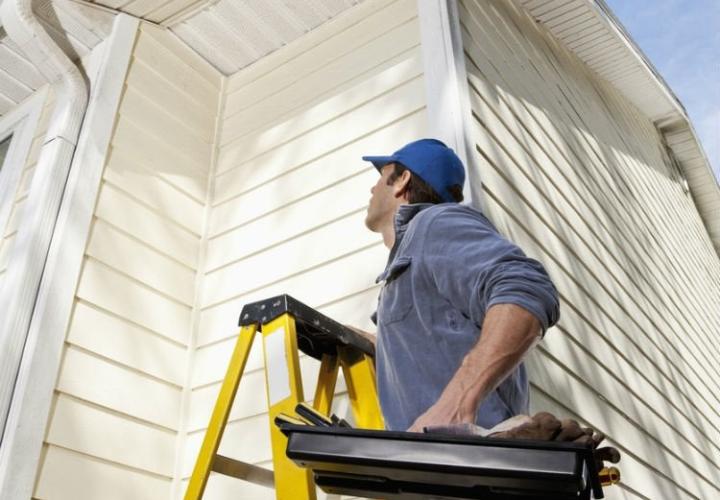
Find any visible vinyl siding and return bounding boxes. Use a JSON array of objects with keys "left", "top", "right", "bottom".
[
  {"left": 32, "top": 22, "right": 221, "bottom": 500},
  {"left": 181, "top": 0, "right": 425, "bottom": 497},
  {"left": 0, "top": 87, "right": 54, "bottom": 294},
  {"left": 20, "top": 1, "right": 720, "bottom": 499},
  {"left": 460, "top": 1, "right": 720, "bottom": 499}
]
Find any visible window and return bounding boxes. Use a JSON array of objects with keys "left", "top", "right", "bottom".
[
  {"left": 0, "top": 88, "right": 46, "bottom": 241},
  {"left": 0, "top": 87, "right": 48, "bottom": 441},
  {"left": 0, "top": 135, "right": 11, "bottom": 172}
]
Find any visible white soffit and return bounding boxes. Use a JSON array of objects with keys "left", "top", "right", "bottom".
[
  {"left": 84, "top": 0, "right": 213, "bottom": 25},
  {"left": 518, "top": 0, "right": 720, "bottom": 255},
  {"left": 0, "top": 0, "right": 365, "bottom": 115},
  {"left": 518, "top": 0, "right": 683, "bottom": 124},
  {"left": 69, "top": 1, "right": 366, "bottom": 74},
  {"left": 0, "top": 0, "right": 115, "bottom": 115},
  {"left": 168, "top": 0, "right": 364, "bottom": 75}
]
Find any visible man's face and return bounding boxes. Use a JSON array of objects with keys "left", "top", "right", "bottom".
[{"left": 365, "top": 163, "right": 399, "bottom": 232}]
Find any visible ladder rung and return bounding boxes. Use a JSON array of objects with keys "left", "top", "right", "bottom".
[{"left": 212, "top": 455, "right": 274, "bottom": 488}]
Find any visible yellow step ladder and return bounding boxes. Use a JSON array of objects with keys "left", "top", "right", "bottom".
[{"left": 184, "top": 294, "right": 384, "bottom": 500}]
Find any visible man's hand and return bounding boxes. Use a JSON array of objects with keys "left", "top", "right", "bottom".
[
  {"left": 489, "top": 412, "right": 621, "bottom": 470},
  {"left": 344, "top": 324, "right": 376, "bottom": 347},
  {"left": 422, "top": 412, "right": 621, "bottom": 474},
  {"left": 407, "top": 392, "right": 475, "bottom": 432}
]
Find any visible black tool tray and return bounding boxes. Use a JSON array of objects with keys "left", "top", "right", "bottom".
[{"left": 278, "top": 423, "right": 603, "bottom": 499}]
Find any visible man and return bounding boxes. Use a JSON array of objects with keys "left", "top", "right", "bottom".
[
  {"left": 348, "top": 139, "right": 620, "bottom": 469},
  {"left": 357, "top": 138, "right": 560, "bottom": 433}
]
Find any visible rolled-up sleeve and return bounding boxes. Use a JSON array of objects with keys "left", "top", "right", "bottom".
[{"left": 422, "top": 208, "right": 559, "bottom": 334}]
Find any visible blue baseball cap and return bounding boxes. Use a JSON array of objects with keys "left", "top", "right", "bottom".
[{"left": 362, "top": 138, "right": 465, "bottom": 202}]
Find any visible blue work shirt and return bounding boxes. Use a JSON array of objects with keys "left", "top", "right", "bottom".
[{"left": 373, "top": 203, "right": 559, "bottom": 431}]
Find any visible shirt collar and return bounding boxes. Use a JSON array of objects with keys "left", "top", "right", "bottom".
[
  {"left": 393, "top": 203, "right": 434, "bottom": 240},
  {"left": 375, "top": 203, "right": 434, "bottom": 283}
]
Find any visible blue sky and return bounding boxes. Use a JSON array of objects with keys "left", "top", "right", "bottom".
[{"left": 604, "top": 0, "right": 719, "bottom": 183}]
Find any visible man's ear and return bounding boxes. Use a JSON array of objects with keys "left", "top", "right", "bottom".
[{"left": 393, "top": 169, "right": 412, "bottom": 200}]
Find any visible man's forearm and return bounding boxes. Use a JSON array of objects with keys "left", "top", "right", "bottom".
[
  {"left": 408, "top": 303, "right": 541, "bottom": 430},
  {"left": 449, "top": 303, "right": 541, "bottom": 418}
]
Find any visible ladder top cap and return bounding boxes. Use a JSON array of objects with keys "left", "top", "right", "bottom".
[{"left": 239, "top": 294, "right": 375, "bottom": 359}]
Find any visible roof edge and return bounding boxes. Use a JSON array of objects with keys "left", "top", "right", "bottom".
[
  {"left": 522, "top": 0, "right": 720, "bottom": 257},
  {"left": 591, "top": 0, "right": 688, "bottom": 122},
  {"left": 594, "top": 0, "right": 720, "bottom": 256}
]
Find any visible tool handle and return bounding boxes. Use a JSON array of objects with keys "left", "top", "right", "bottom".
[{"left": 296, "top": 403, "right": 334, "bottom": 427}]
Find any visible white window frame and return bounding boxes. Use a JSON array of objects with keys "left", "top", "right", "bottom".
[{"left": 0, "top": 86, "right": 48, "bottom": 243}]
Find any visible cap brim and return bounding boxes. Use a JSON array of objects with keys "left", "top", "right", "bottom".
[{"left": 362, "top": 155, "right": 396, "bottom": 171}]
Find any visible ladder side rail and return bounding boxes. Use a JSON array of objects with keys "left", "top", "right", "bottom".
[
  {"left": 185, "top": 324, "right": 258, "bottom": 500},
  {"left": 338, "top": 346, "right": 384, "bottom": 430},
  {"left": 261, "top": 313, "right": 317, "bottom": 500}
]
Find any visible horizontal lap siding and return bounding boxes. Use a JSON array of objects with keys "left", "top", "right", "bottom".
[
  {"left": 33, "top": 23, "right": 221, "bottom": 500},
  {"left": 187, "top": 0, "right": 424, "bottom": 498},
  {"left": 460, "top": 1, "right": 720, "bottom": 498}
]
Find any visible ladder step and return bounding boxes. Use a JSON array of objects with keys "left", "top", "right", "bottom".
[{"left": 212, "top": 455, "right": 274, "bottom": 489}]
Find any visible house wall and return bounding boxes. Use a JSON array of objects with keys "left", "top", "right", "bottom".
[
  {"left": 19, "top": 1, "right": 719, "bottom": 498},
  {"left": 459, "top": 1, "right": 720, "bottom": 499},
  {"left": 180, "top": 0, "right": 426, "bottom": 497},
  {"left": 0, "top": 87, "right": 54, "bottom": 297},
  {"left": 32, "top": 23, "right": 221, "bottom": 500}
]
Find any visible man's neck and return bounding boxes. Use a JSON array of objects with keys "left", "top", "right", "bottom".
[
  {"left": 379, "top": 202, "right": 405, "bottom": 249},
  {"left": 381, "top": 223, "right": 395, "bottom": 249}
]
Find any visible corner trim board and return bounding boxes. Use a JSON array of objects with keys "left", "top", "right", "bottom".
[{"left": 416, "top": 0, "right": 482, "bottom": 210}]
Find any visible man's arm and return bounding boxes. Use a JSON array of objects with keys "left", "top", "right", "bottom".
[
  {"left": 407, "top": 303, "right": 540, "bottom": 432},
  {"left": 407, "top": 208, "right": 558, "bottom": 432}
]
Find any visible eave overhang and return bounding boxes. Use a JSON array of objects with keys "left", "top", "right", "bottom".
[{"left": 518, "top": 0, "right": 720, "bottom": 255}]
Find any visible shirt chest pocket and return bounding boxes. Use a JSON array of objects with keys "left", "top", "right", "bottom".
[{"left": 380, "top": 256, "right": 413, "bottom": 324}]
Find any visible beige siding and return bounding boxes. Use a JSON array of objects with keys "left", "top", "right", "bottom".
[
  {"left": 21, "top": 2, "right": 719, "bottom": 499},
  {"left": 460, "top": 1, "right": 720, "bottom": 498},
  {"left": 183, "top": 0, "right": 425, "bottom": 497},
  {"left": 0, "top": 88, "right": 54, "bottom": 291},
  {"left": 33, "top": 22, "right": 221, "bottom": 500}
]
